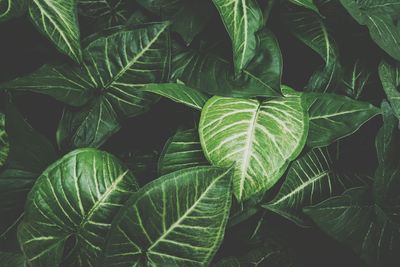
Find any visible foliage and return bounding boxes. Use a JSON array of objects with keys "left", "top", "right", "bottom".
[{"left": 0, "top": 0, "right": 399, "bottom": 266}]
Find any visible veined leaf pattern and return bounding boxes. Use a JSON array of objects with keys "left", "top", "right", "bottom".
[
  {"left": 212, "top": 0, "right": 263, "bottom": 74},
  {"left": 0, "top": 113, "right": 9, "bottom": 168},
  {"left": 79, "top": 0, "right": 131, "bottom": 28},
  {"left": 158, "top": 128, "right": 209, "bottom": 176},
  {"left": 29, "top": 0, "right": 82, "bottom": 62},
  {"left": 199, "top": 95, "right": 308, "bottom": 201},
  {"left": 17, "top": 149, "right": 139, "bottom": 267},
  {"left": 0, "top": 0, "right": 28, "bottom": 22},
  {"left": 103, "top": 166, "right": 233, "bottom": 266},
  {"left": 142, "top": 83, "right": 209, "bottom": 111},
  {"left": 305, "top": 93, "right": 380, "bottom": 147},
  {"left": 379, "top": 60, "right": 400, "bottom": 120},
  {"left": 264, "top": 147, "right": 364, "bottom": 226}
]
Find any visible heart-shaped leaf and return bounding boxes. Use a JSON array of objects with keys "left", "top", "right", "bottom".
[
  {"left": 199, "top": 94, "right": 308, "bottom": 200},
  {"left": 29, "top": 0, "right": 82, "bottom": 62},
  {"left": 17, "top": 149, "right": 139, "bottom": 266},
  {"left": 158, "top": 128, "right": 208, "bottom": 175},
  {"left": 103, "top": 166, "right": 233, "bottom": 266}
]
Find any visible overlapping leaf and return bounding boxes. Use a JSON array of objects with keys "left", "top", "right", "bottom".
[
  {"left": 103, "top": 166, "right": 233, "bottom": 266},
  {"left": 199, "top": 94, "right": 308, "bottom": 200},
  {"left": 289, "top": 0, "right": 320, "bottom": 14},
  {"left": 29, "top": 0, "right": 82, "bottom": 62},
  {"left": 171, "top": 29, "right": 282, "bottom": 97},
  {"left": 2, "top": 22, "right": 171, "bottom": 149},
  {"left": 158, "top": 128, "right": 208, "bottom": 175},
  {"left": 264, "top": 147, "right": 364, "bottom": 226},
  {"left": 212, "top": 0, "right": 263, "bottom": 75},
  {"left": 305, "top": 93, "right": 380, "bottom": 147},
  {"left": 18, "top": 149, "right": 139, "bottom": 267}
]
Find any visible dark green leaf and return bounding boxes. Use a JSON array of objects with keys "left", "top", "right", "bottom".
[
  {"left": 103, "top": 166, "right": 233, "bottom": 266},
  {"left": 379, "top": 60, "right": 400, "bottom": 119},
  {"left": 171, "top": 29, "right": 282, "bottom": 97},
  {"left": 17, "top": 149, "right": 139, "bottom": 266},
  {"left": 289, "top": 0, "right": 320, "bottom": 14},
  {"left": 158, "top": 128, "right": 208, "bottom": 176},
  {"left": 0, "top": 0, "right": 28, "bottom": 22},
  {"left": 305, "top": 93, "right": 380, "bottom": 147},
  {"left": 0, "top": 251, "right": 25, "bottom": 267},
  {"left": 0, "top": 113, "right": 9, "bottom": 168}
]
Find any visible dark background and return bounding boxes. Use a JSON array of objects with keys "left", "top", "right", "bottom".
[{"left": 0, "top": 3, "right": 385, "bottom": 266}]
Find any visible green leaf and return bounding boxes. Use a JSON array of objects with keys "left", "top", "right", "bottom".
[
  {"left": 171, "top": 29, "right": 282, "bottom": 97},
  {"left": 340, "top": 0, "right": 400, "bottom": 61},
  {"left": 264, "top": 147, "right": 364, "bottom": 226},
  {"left": 158, "top": 128, "right": 208, "bottom": 176},
  {"left": 0, "top": 0, "right": 28, "bottom": 22},
  {"left": 3, "top": 23, "right": 171, "bottom": 149},
  {"left": 199, "top": 95, "right": 308, "bottom": 201},
  {"left": 103, "top": 166, "right": 233, "bottom": 266},
  {"left": 29, "top": 0, "right": 82, "bottom": 62},
  {"left": 137, "top": 0, "right": 212, "bottom": 45},
  {"left": 379, "top": 60, "right": 400, "bottom": 119},
  {"left": 342, "top": 60, "right": 371, "bottom": 99},
  {"left": 0, "top": 251, "right": 25, "bottom": 267},
  {"left": 17, "top": 148, "right": 139, "bottom": 267},
  {"left": 142, "top": 83, "right": 209, "bottom": 110},
  {"left": 212, "top": 0, "right": 263, "bottom": 74},
  {"left": 289, "top": 0, "right": 321, "bottom": 15},
  {"left": 0, "top": 113, "right": 9, "bottom": 168},
  {"left": 78, "top": 0, "right": 132, "bottom": 29},
  {"left": 374, "top": 102, "right": 400, "bottom": 222},
  {"left": 0, "top": 102, "right": 57, "bottom": 237},
  {"left": 304, "top": 187, "right": 400, "bottom": 266},
  {"left": 305, "top": 93, "right": 380, "bottom": 147}
]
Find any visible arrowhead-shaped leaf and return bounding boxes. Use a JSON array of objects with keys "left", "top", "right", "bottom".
[
  {"left": 103, "top": 166, "right": 233, "bottom": 266},
  {"left": 199, "top": 94, "right": 308, "bottom": 201},
  {"left": 305, "top": 93, "right": 380, "bottom": 147},
  {"left": 264, "top": 147, "right": 364, "bottom": 226},
  {"left": 29, "top": 0, "right": 82, "bottom": 62},
  {"left": 17, "top": 149, "right": 139, "bottom": 267},
  {"left": 212, "top": 0, "right": 263, "bottom": 74},
  {"left": 158, "top": 128, "right": 208, "bottom": 176}
]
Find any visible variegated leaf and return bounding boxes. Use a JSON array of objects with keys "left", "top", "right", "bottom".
[
  {"left": 103, "top": 166, "right": 233, "bottom": 266},
  {"left": 199, "top": 95, "right": 308, "bottom": 201},
  {"left": 17, "top": 149, "right": 139, "bottom": 267}
]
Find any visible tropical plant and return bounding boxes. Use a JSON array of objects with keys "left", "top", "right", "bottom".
[{"left": 0, "top": 0, "right": 399, "bottom": 266}]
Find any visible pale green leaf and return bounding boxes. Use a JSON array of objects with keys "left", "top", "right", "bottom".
[
  {"left": 142, "top": 83, "right": 209, "bottom": 110},
  {"left": 29, "top": 0, "right": 82, "bottom": 62},
  {"left": 158, "top": 128, "right": 208, "bottom": 176},
  {"left": 305, "top": 93, "right": 380, "bottom": 147},
  {"left": 17, "top": 149, "right": 139, "bottom": 267},
  {"left": 199, "top": 95, "right": 308, "bottom": 201},
  {"left": 212, "top": 0, "right": 263, "bottom": 74},
  {"left": 103, "top": 166, "right": 233, "bottom": 266}
]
